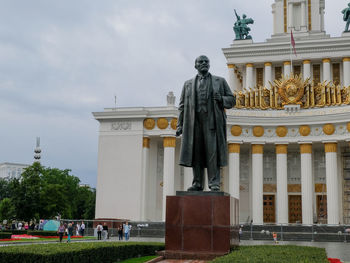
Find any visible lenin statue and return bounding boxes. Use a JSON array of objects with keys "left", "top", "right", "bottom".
[{"left": 176, "top": 55, "right": 235, "bottom": 191}]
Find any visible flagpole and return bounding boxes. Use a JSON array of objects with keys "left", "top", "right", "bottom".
[{"left": 290, "top": 31, "right": 293, "bottom": 75}]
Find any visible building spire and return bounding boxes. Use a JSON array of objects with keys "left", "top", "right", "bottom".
[{"left": 34, "top": 137, "right": 41, "bottom": 163}]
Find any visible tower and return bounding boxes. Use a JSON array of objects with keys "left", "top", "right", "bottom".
[
  {"left": 34, "top": 137, "right": 41, "bottom": 163},
  {"left": 271, "top": 0, "right": 326, "bottom": 39}
]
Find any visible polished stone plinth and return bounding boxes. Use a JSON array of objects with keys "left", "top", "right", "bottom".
[{"left": 163, "top": 191, "right": 239, "bottom": 260}]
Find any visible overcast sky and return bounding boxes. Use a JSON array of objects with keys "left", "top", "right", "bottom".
[{"left": 0, "top": 0, "right": 346, "bottom": 187}]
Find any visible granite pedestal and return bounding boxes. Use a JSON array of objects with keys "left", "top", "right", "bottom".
[{"left": 161, "top": 191, "right": 239, "bottom": 260}]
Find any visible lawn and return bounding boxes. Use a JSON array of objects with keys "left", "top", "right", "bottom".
[
  {"left": 119, "top": 255, "right": 158, "bottom": 263},
  {"left": 212, "top": 245, "right": 329, "bottom": 263}
]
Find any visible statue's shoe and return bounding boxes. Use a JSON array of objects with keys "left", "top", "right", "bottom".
[
  {"left": 210, "top": 186, "right": 220, "bottom": 191},
  {"left": 187, "top": 185, "right": 203, "bottom": 191}
]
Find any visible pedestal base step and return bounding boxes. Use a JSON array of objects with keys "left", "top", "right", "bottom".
[{"left": 157, "top": 250, "right": 228, "bottom": 260}]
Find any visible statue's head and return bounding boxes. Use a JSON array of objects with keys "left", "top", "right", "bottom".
[
  {"left": 195, "top": 55, "right": 210, "bottom": 74},
  {"left": 243, "top": 14, "right": 246, "bottom": 18}
]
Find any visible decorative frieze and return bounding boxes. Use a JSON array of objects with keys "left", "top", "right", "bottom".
[
  {"left": 276, "top": 126, "right": 287, "bottom": 137},
  {"left": 299, "top": 125, "right": 311, "bottom": 136},
  {"left": 170, "top": 118, "right": 177, "bottom": 130},
  {"left": 111, "top": 121, "right": 132, "bottom": 130}
]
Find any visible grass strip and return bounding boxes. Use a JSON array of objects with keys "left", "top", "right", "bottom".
[{"left": 211, "top": 245, "right": 329, "bottom": 263}]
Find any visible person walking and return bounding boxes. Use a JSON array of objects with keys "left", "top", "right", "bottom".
[
  {"left": 273, "top": 232, "right": 278, "bottom": 244},
  {"left": 96, "top": 223, "right": 103, "bottom": 240},
  {"left": 80, "top": 221, "right": 85, "bottom": 236},
  {"left": 123, "top": 222, "right": 131, "bottom": 241},
  {"left": 118, "top": 225, "right": 123, "bottom": 241},
  {"left": 57, "top": 223, "right": 65, "bottom": 243},
  {"left": 67, "top": 223, "right": 74, "bottom": 243},
  {"left": 76, "top": 223, "right": 80, "bottom": 236},
  {"left": 102, "top": 223, "right": 108, "bottom": 240}
]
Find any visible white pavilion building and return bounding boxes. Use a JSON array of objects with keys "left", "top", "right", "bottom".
[{"left": 93, "top": 0, "right": 350, "bottom": 225}]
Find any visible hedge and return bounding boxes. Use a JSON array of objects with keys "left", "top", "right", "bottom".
[
  {"left": 0, "top": 242, "right": 164, "bottom": 263},
  {"left": 27, "top": 231, "right": 60, "bottom": 237},
  {"left": 0, "top": 232, "right": 12, "bottom": 239},
  {"left": 1, "top": 230, "right": 27, "bottom": 235},
  {"left": 211, "top": 245, "right": 329, "bottom": 263}
]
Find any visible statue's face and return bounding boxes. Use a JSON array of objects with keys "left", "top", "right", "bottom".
[{"left": 195, "top": 56, "right": 210, "bottom": 74}]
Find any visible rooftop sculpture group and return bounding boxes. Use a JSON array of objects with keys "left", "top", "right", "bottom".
[
  {"left": 342, "top": 3, "right": 350, "bottom": 32},
  {"left": 233, "top": 9, "right": 254, "bottom": 40}
]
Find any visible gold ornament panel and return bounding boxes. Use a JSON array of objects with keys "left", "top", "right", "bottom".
[
  {"left": 288, "top": 184, "right": 301, "bottom": 192},
  {"left": 252, "top": 144, "right": 264, "bottom": 154},
  {"left": 253, "top": 126, "right": 264, "bottom": 137},
  {"left": 300, "top": 144, "right": 312, "bottom": 154},
  {"left": 170, "top": 118, "right": 177, "bottom": 130},
  {"left": 299, "top": 125, "right": 311, "bottom": 136},
  {"left": 276, "top": 126, "right": 287, "bottom": 137},
  {"left": 231, "top": 125, "right": 242, "bottom": 136},
  {"left": 276, "top": 144, "right": 287, "bottom": 154},
  {"left": 324, "top": 143, "right": 337, "bottom": 153},
  {"left": 157, "top": 118, "right": 169, "bottom": 129},
  {"left": 323, "top": 124, "right": 335, "bottom": 135},
  {"left": 144, "top": 118, "right": 155, "bottom": 130}
]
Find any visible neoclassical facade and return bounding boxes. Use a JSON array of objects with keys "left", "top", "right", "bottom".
[{"left": 94, "top": 0, "right": 350, "bottom": 225}]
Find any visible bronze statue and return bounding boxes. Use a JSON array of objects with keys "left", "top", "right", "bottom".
[
  {"left": 233, "top": 9, "right": 254, "bottom": 40},
  {"left": 176, "top": 55, "right": 235, "bottom": 191},
  {"left": 342, "top": 3, "right": 350, "bottom": 32}
]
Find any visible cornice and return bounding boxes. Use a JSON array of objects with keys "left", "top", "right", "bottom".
[
  {"left": 223, "top": 36, "right": 350, "bottom": 63},
  {"left": 93, "top": 106, "right": 178, "bottom": 121},
  {"left": 226, "top": 105, "right": 350, "bottom": 126}
]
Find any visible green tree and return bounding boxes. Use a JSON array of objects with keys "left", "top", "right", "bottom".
[
  {"left": 75, "top": 186, "right": 96, "bottom": 219},
  {"left": 0, "top": 198, "right": 16, "bottom": 220}
]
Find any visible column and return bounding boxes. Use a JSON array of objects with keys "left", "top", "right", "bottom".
[
  {"left": 246, "top": 63, "right": 254, "bottom": 89},
  {"left": 228, "top": 64, "right": 240, "bottom": 91},
  {"left": 288, "top": 2, "right": 294, "bottom": 30},
  {"left": 276, "top": 144, "right": 288, "bottom": 224},
  {"left": 303, "top": 60, "right": 311, "bottom": 80},
  {"left": 252, "top": 144, "right": 264, "bottom": 224},
  {"left": 300, "top": 143, "right": 313, "bottom": 224},
  {"left": 228, "top": 143, "right": 240, "bottom": 199},
  {"left": 301, "top": 0, "right": 307, "bottom": 31},
  {"left": 284, "top": 61, "right": 291, "bottom": 77},
  {"left": 322, "top": 58, "right": 331, "bottom": 82},
  {"left": 343, "top": 58, "right": 350, "bottom": 87},
  {"left": 162, "top": 136, "right": 176, "bottom": 221},
  {"left": 141, "top": 137, "right": 150, "bottom": 220},
  {"left": 264, "top": 62, "right": 272, "bottom": 87},
  {"left": 183, "top": 167, "right": 192, "bottom": 191},
  {"left": 325, "top": 142, "right": 339, "bottom": 225}
]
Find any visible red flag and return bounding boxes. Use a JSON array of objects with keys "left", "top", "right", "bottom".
[{"left": 290, "top": 30, "right": 297, "bottom": 56}]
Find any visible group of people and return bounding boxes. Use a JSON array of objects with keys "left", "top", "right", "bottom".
[
  {"left": 95, "top": 221, "right": 132, "bottom": 241},
  {"left": 56, "top": 221, "right": 86, "bottom": 243}
]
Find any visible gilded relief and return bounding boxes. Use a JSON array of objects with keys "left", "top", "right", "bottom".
[{"left": 233, "top": 74, "right": 350, "bottom": 110}]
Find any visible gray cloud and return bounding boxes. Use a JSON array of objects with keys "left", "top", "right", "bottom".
[{"left": 0, "top": 0, "right": 345, "bottom": 186}]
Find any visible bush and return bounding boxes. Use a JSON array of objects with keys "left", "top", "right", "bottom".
[
  {"left": 2, "top": 230, "right": 27, "bottom": 235},
  {"left": 0, "top": 232, "right": 12, "bottom": 239},
  {"left": 0, "top": 242, "right": 164, "bottom": 263},
  {"left": 211, "top": 245, "right": 329, "bottom": 263},
  {"left": 27, "top": 231, "right": 59, "bottom": 237}
]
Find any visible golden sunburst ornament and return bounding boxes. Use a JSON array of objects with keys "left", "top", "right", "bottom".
[{"left": 274, "top": 73, "right": 309, "bottom": 105}]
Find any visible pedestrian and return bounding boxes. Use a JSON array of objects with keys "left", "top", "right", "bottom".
[
  {"left": 67, "top": 223, "right": 74, "bottom": 243},
  {"left": 123, "top": 222, "right": 131, "bottom": 241},
  {"left": 57, "top": 223, "right": 65, "bottom": 243},
  {"left": 273, "top": 232, "right": 278, "bottom": 244},
  {"left": 239, "top": 226, "right": 243, "bottom": 242},
  {"left": 102, "top": 223, "right": 108, "bottom": 240},
  {"left": 118, "top": 225, "right": 123, "bottom": 240},
  {"left": 96, "top": 223, "right": 103, "bottom": 240},
  {"left": 80, "top": 221, "right": 85, "bottom": 236},
  {"left": 76, "top": 223, "right": 80, "bottom": 236},
  {"left": 39, "top": 220, "right": 44, "bottom": 230}
]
